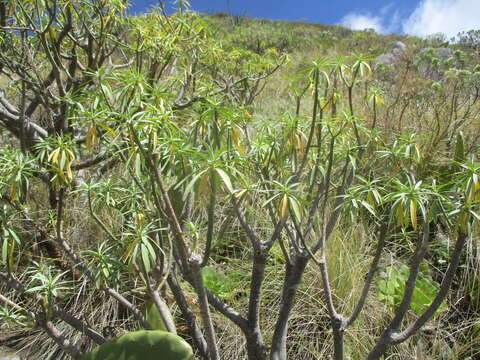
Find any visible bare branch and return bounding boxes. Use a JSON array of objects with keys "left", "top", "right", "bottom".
[
  {"left": 72, "top": 151, "right": 110, "bottom": 170},
  {"left": 190, "top": 257, "right": 220, "bottom": 360},
  {"left": 393, "top": 231, "right": 468, "bottom": 344},
  {"left": 0, "top": 293, "right": 82, "bottom": 358},
  {"left": 366, "top": 221, "right": 431, "bottom": 359},
  {"left": 346, "top": 222, "right": 388, "bottom": 327},
  {"left": 167, "top": 273, "right": 209, "bottom": 359}
]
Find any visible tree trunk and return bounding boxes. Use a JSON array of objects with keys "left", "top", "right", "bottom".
[{"left": 270, "top": 255, "right": 309, "bottom": 360}]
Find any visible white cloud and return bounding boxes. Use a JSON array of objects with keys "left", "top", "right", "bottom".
[
  {"left": 339, "top": 13, "right": 386, "bottom": 33},
  {"left": 339, "top": 0, "right": 480, "bottom": 38},
  {"left": 339, "top": 4, "right": 400, "bottom": 34},
  {"left": 403, "top": 0, "right": 480, "bottom": 38}
]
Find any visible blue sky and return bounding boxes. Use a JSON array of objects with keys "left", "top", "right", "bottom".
[{"left": 130, "top": 0, "right": 480, "bottom": 38}]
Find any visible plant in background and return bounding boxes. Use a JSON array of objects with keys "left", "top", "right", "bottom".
[
  {"left": 0, "top": 207, "right": 21, "bottom": 273},
  {"left": 25, "top": 265, "right": 72, "bottom": 319},
  {"left": 201, "top": 267, "right": 246, "bottom": 301},
  {"left": 377, "top": 263, "right": 448, "bottom": 316},
  {"left": 82, "top": 242, "right": 123, "bottom": 289}
]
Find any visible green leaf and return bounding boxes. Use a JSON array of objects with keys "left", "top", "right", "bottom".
[
  {"left": 141, "top": 244, "right": 151, "bottom": 273},
  {"left": 289, "top": 197, "right": 303, "bottom": 221},
  {"left": 135, "top": 153, "right": 142, "bottom": 179},
  {"left": 79, "top": 331, "right": 193, "bottom": 360},
  {"left": 215, "top": 168, "right": 234, "bottom": 193},
  {"left": 182, "top": 169, "right": 208, "bottom": 200},
  {"left": 2, "top": 235, "right": 8, "bottom": 266}
]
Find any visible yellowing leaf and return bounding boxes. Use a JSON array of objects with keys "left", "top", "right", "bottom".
[
  {"left": 296, "top": 134, "right": 306, "bottom": 154},
  {"left": 234, "top": 189, "right": 247, "bottom": 199},
  {"left": 367, "top": 192, "right": 375, "bottom": 209},
  {"left": 97, "top": 121, "right": 116, "bottom": 137},
  {"left": 414, "top": 144, "right": 422, "bottom": 161},
  {"left": 151, "top": 131, "right": 158, "bottom": 150},
  {"left": 396, "top": 202, "right": 404, "bottom": 228},
  {"left": 310, "top": 84, "right": 316, "bottom": 99},
  {"left": 279, "top": 194, "right": 289, "bottom": 220},
  {"left": 290, "top": 198, "right": 303, "bottom": 221},
  {"left": 231, "top": 127, "right": 246, "bottom": 155},
  {"left": 66, "top": 161, "right": 73, "bottom": 182},
  {"left": 231, "top": 127, "right": 240, "bottom": 146},
  {"left": 86, "top": 126, "right": 98, "bottom": 151},
  {"left": 134, "top": 153, "right": 142, "bottom": 179},
  {"left": 410, "top": 201, "right": 417, "bottom": 230},
  {"left": 136, "top": 213, "right": 145, "bottom": 227},
  {"left": 198, "top": 173, "right": 210, "bottom": 199},
  {"left": 454, "top": 133, "right": 465, "bottom": 163},
  {"left": 49, "top": 148, "right": 60, "bottom": 167},
  {"left": 47, "top": 26, "right": 57, "bottom": 41},
  {"left": 320, "top": 97, "right": 329, "bottom": 109},
  {"left": 458, "top": 211, "right": 468, "bottom": 233},
  {"left": 10, "top": 182, "right": 17, "bottom": 202}
]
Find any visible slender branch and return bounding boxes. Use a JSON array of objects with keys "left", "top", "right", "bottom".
[
  {"left": 0, "top": 293, "right": 82, "bottom": 358},
  {"left": 264, "top": 217, "right": 287, "bottom": 249},
  {"left": 318, "top": 255, "right": 346, "bottom": 360},
  {"left": 0, "top": 293, "right": 35, "bottom": 319},
  {"left": 201, "top": 170, "right": 217, "bottom": 267},
  {"left": 389, "top": 221, "right": 430, "bottom": 330},
  {"left": 366, "top": 221, "right": 431, "bottom": 360},
  {"left": 171, "top": 66, "right": 281, "bottom": 111},
  {"left": 72, "top": 151, "right": 110, "bottom": 170},
  {"left": 167, "top": 273, "right": 209, "bottom": 359},
  {"left": 303, "top": 135, "right": 335, "bottom": 241},
  {"left": 52, "top": 307, "right": 106, "bottom": 345},
  {"left": 232, "top": 197, "right": 261, "bottom": 248},
  {"left": 39, "top": 316, "right": 83, "bottom": 359},
  {"left": 0, "top": 108, "right": 47, "bottom": 140},
  {"left": 345, "top": 222, "right": 388, "bottom": 327},
  {"left": 148, "top": 287, "right": 177, "bottom": 334},
  {"left": 87, "top": 188, "right": 119, "bottom": 244},
  {"left": 205, "top": 287, "right": 249, "bottom": 331},
  {"left": 190, "top": 257, "right": 220, "bottom": 360},
  {"left": 129, "top": 124, "right": 190, "bottom": 268},
  {"left": 0, "top": 26, "right": 40, "bottom": 32},
  {"left": 0, "top": 92, "right": 20, "bottom": 115},
  {"left": 296, "top": 68, "right": 319, "bottom": 175},
  {"left": 392, "top": 230, "right": 468, "bottom": 343}
]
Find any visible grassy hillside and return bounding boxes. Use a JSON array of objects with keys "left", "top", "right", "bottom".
[{"left": 195, "top": 14, "right": 480, "bottom": 360}]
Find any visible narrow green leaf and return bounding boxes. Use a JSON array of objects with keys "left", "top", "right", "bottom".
[{"left": 215, "top": 168, "right": 234, "bottom": 193}]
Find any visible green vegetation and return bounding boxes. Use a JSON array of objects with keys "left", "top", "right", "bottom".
[
  {"left": 143, "top": 300, "right": 174, "bottom": 332},
  {"left": 0, "top": 1, "right": 479, "bottom": 360},
  {"left": 377, "top": 263, "right": 448, "bottom": 316},
  {"left": 79, "top": 330, "right": 193, "bottom": 360}
]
